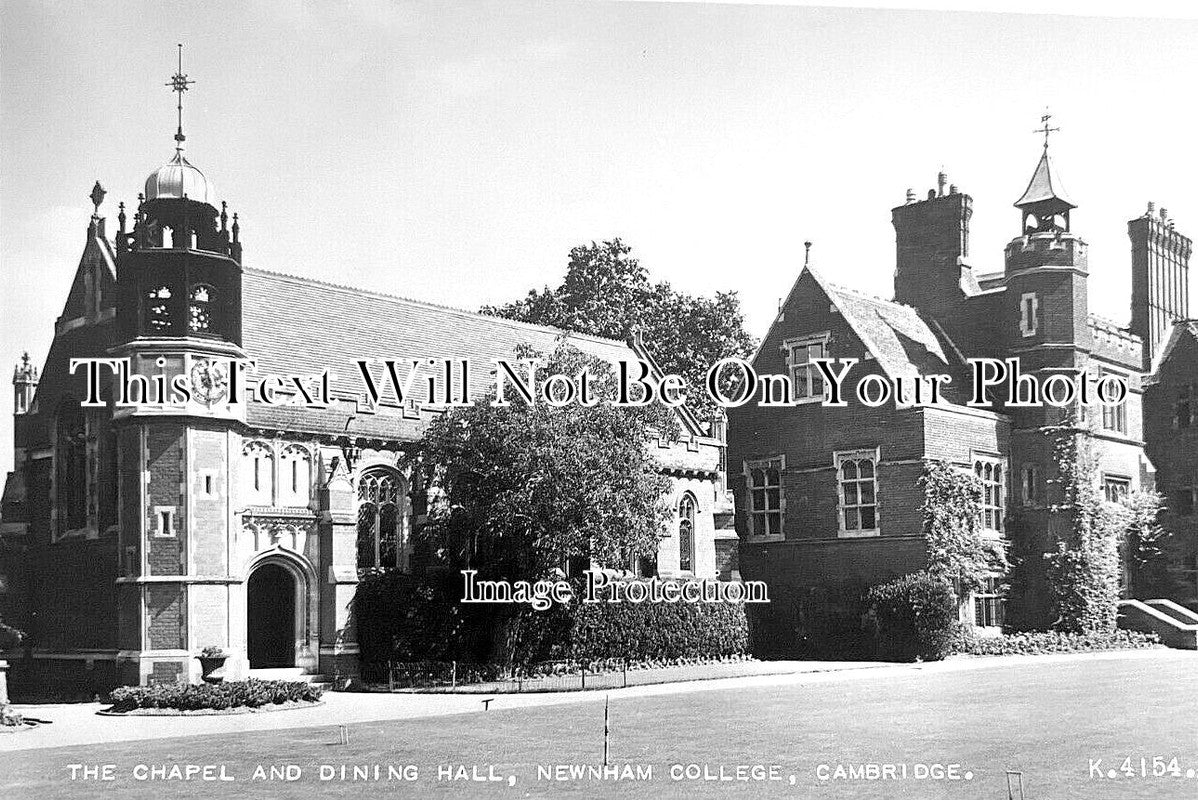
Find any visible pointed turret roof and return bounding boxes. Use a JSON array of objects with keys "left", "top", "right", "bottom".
[{"left": 1015, "top": 148, "right": 1075, "bottom": 209}]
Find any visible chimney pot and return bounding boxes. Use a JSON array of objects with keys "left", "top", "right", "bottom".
[
  {"left": 937, "top": 171, "right": 947, "bottom": 197},
  {"left": 905, "top": 188, "right": 916, "bottom": 204},
  {"left": 927, "top": 189, "right": 936, "bottom": 201},
  {"left": 1161, "top": 207, "right": 1168, "bottom": 221},
  {"left": 1147, "top": 201, "right": 1155, "bottom": 216}
]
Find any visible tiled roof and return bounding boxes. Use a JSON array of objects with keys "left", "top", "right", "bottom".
[
  {"left": 1015, "top": 148, "right": 1076, "bottom": 209},
  {"left": 241, "top": 268, "right": 639, "bottom": 438},
  {"left": 824, "top": 280, "right": 959, "bottom": 379}
]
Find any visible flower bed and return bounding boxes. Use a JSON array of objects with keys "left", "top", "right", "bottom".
[
  {"left": 106, "top": 679, "right": 323, "bottom": 714},
  {"left": 953, "top": 629, "right": 1161, "bottom": 656}
]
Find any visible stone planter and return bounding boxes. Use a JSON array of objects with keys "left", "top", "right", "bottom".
[{"left": 196, "top": 655, "right": 229, "bottom": 684}]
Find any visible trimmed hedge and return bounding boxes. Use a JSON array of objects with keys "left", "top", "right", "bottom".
[
  {"left": 563, "top": 588, "right": 748, "bottom": 662},
  {"left": 866, "top": 572, "right": 958, "bottom": 662},
  {"left": 107, "top": 679, "right": 323, "bottom": 713},
  {"left": 953, "top": 628, "right": 1161, "bottom": 656},
  {"left": 356, "top": 571, "right": 750, "bottom": 668}
]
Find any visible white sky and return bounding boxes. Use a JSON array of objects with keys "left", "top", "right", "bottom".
[{"left": 2, "top": 1, "right": 1198, "bottom": 476}]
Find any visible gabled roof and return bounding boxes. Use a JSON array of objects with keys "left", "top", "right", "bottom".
[
  {"left": 755, "top": 264, "right": 964, "bottom": 382},
  {"left": 825, "top": 280, "right": 960, "bottom": 379},
  {"left": 1015, "top": 148, "right": 1076, "bottom": 209},
  {"left": 1149, "top": 319, "right": 1198, "bottom": 378}
]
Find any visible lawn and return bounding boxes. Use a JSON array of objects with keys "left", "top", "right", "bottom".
[{"left": 3, "top": 652, "right": 1197, "bottom": 799}]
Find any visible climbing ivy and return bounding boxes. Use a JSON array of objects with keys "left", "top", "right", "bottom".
[
  {"left": 920, "top": 460, "right": 1005, "bottom": 595},
  {"left": 1044, "top": 425, "right": 1123, "bottom": 634}
]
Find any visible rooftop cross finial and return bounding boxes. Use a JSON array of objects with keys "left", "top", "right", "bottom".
[
  {"left": 165, "top": 43, "right": 194, "bottom": 151},
  {"left": 1034, "top": 108, "right": 1059, "bottom": 150}
]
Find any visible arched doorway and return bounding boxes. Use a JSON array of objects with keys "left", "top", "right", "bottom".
[{"left": 247, "top": 563, "right": 296, "bottom": 668}]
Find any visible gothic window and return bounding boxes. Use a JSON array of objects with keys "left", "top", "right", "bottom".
[
  {"left": 678, "top": 493, "right": 696, "bottom": 573},
  {"left": 745, "top": 457, "right": 783, "bottom": 538},
  {"left": 357, "top": 469, "right": 408, "bottom": 571},
  {"left": 786, "top": 336, "right": 827, "bottom": 400},
  {"left": 189, "top": 284, "right": 215, "bottom": 333},
  {"left": 1176, "top": 385, "right": 1193, "bottom": 429},
  {"left": 1103, "top": 475, "right": 1131, "bottom": 504},
  {"left": 242, "top": 441, "right": 274, "bottom": 506},
  {"left": 279, "top": 445, "right": 311, "bottom": 507},
  {"left": 1100, "top": 369, "right": 1127, "bottom": 434},
  {"left": 146, "top": 286, "right": 173, "bottom": 333},
  {"left": 55, "top": 401, "right": 88, "bottom": 536},
  {"left": 974, "top": 458, "right": 1005, "bottom": 531},
  {"left": 837, "top": 449, "right": 879, "bottom": 534}
]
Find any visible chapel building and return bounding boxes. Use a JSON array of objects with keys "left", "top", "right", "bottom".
[{"left": 0, "top": 67, "right": 734, "bottom": 691}]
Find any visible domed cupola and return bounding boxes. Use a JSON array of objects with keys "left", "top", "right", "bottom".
[
  {"left": 114, "top": 45, "right": 243, "bottom": 347},
  {"left": 144, "top": 150, "right": 215, "bottom": 205}
]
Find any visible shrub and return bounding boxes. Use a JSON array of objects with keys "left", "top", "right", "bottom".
[
  {"left": 0, "top": 618, "right": 24, "bottom": 651},
  {"left": 866, "top": 572, "right": 958, "bottom": 662},
  {"left": 952, "top": 628, "right": 1160, "bottom": 656},
  {"left": 562, "top": 582, "right": 748, "bottom": 662},
  {"left": 357, "top": 572, "right": 750, "bottom": 669},
  {"left": 106, "top": 679, "right": 322, "bottom": 713}
]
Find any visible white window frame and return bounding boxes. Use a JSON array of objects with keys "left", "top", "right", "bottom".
[
  {"left": 152, "top": 505, "right": 176, "bottom": 538},
  {"left": 744, "top": 456, "right": 785, "bottom": 541},
  {"left": 970, "top": 575, "right": 1005, "bottom": 630},
  {"left": 1099, "top": 367, "right": 1128, "bottom": 435},
  {"left": 835, "top": 448, "right": 880, "bottom": 537},
  {"left": 783, "top": 333, "right": 830, "bottom": 404},
  {"left": 243, "top": 440, "right": 275, "bottom": 507},
  {"left": 279, "top": 444, "right": 313, "bottom": 507},
  {"left": 972, "top": 453, "right": 1006, "bottom": 536},
  {"left": 1019, "top": 292, "right": 1038, "bottom": 337},
  {"left": 677, "top": 493, "right": 696, "bottom": 574},
  {"left": 1102, "top": 474, "right": 1131, "bottom": 504}
]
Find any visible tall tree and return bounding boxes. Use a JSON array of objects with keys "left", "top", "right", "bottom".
[
  {"left": 413, "top": 344, "right": 675, "bottom": 662},
  {"left": 482, "top": 239, "right": 756, "bottom": 422}
]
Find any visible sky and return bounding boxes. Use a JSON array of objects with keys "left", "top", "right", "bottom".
[{"left": 2, "top": 0, "right": 1198, "bottom": 476}]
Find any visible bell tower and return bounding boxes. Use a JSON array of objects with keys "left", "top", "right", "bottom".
[
  {"left": 1004, "top": 114, "right": 1089, "bottom": 358},
  {"left": 110, "top": 47, "right": 248, "bottom": 687},
  {"left": 116, "top": 46, "right": 243, "bottom": 348}
]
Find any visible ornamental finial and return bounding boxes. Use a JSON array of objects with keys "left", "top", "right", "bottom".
[
  {"left": 1034, "top": 107, "right": 1059, "bottom": 150},
  {"left": 89, "top": 181, "right": 106, "bottom": 215},
  {"left": 166, "top": 43, "right": 195, "bottom": 151}
]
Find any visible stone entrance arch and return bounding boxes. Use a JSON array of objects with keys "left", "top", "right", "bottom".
[{"left": 245, "top": 550, "right": 317, "bottom": 671}]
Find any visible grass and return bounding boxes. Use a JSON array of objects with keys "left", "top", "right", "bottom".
[{"left": 3, "top": 651, "right": 1196, "bottom": 799}]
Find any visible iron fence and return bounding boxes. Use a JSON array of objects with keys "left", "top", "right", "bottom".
[{"left": 367, "top": 657, "right": 781, "bottom": 694}]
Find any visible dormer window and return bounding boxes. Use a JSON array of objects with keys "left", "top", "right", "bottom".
[{"left": 785, "top": 335, "right": 828, "bottom": 401}]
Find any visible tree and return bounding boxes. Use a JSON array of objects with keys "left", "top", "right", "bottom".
[
  {"left": 1121, "top": 488, "right": 1171, "bottom": 598},
  {"left": 412, "top": 343, "right": 676, "bottom": 661},
  {"left": 481, "top": 239, "right": 756, "bottom": 422}
]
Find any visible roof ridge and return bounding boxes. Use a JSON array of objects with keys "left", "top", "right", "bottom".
[
  {"left": 243, "top": 266, "right": 631, "bottom": 350},
  {"left": 826, "top": 281, "right": 912, "bottom": 311}
]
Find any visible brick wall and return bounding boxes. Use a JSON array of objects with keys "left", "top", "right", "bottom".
[
  {"left": 146, "top": 424, "right": 185, "bottom": 576},
  {"left": 146, "top": 584, "right": 185, "bottom": 650}
]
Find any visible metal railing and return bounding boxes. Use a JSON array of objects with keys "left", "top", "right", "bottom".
[{"left": 370, "top": 657, "right": 772, "bottom": 694}]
